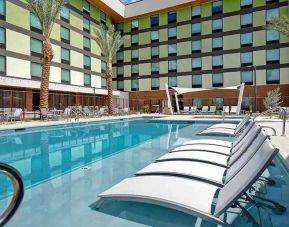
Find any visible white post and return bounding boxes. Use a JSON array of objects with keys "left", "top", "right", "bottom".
[
  {"left": 165, "top": 83, "right": 173, "bottom": 115},
  {"left": 175, "top": 92, "right": 180, "bottom": 114},
  {"left": 236, "top": 83, "right": 245, "bottom": 115}
]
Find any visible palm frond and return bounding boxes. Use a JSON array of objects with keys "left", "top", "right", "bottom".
[
  {"left": 265, "top": 15, "right": 289, "bottom": 38},
  {"left": 25, "top": 0, "right": 68, "bottom": 38}
]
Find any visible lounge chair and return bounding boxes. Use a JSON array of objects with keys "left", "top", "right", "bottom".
[
  {"left": 181, "top": 106, "right": 190, "bottom": 114},
  {"left": 230, "top": 106, "right": 238, "bottom": 114},
  {"left": 122, "top": 108, "right": 130, "bottom": 115},
  {"left": 208, "top": 106, "right": 216, "bottom": 114},
  {"left": 6, "top": 108, "right": 23, "bottom": 122},
  {"left": 189, "top": 106, "right": 198, "bottom": 113},
  {"left": 94, "top": 138, "right": 278, "bottom": 225},
  {"left": 200, "top": 106, "right": 208, "bottom": 113},
  {"left": 83, "top": 106, "right": 94, "bottom": 117},
  {"left": 223, "top": 106, "right": 229, "bottom": 114},
  {"left": 207, "top": 114, "right": 250, "bottom": 130}
]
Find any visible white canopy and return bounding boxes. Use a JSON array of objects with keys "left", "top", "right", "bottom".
[{"left": 171, "top": 85, "right": 241, "bottom": 95}]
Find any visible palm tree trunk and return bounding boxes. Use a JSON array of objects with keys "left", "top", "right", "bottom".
[
  {"left": 40, "top": 38, "right": 54, "bottom": 109},
  {"left": 106, "top": 63, "right": 113, "bottom": 115}
]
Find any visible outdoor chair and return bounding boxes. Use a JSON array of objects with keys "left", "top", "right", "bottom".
[
  {"left": 206, "top": 114, "right": 251, "bottom": 130},
  {"left": 6, "top": 108, "right": 23, "bottom": 123},
  {"left": 230, "top": 106, "right": 238, "bottom": 114},
  {"left": 181, "top": 106, "right": 190, "bottom": 114},
  {"left": 122, "top": 108, "right": 130, "bottom": 115},
  {"left": 200, "top": 106, "right": 208, "bottom": 113},
  {"left": 40, "top": 108, "right": 58, "bottom": 121},
  {"left": 189, "top": 106, "right": 198, "bottom": 114},
  {"left": 208, "top": 106, "right": 216, "bottom": 114},
  {"left": 223, "top": 106, "right": 229, "bottom": 114}
]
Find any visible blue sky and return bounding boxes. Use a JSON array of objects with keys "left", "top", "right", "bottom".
[{"left": 120, "top": 0, "right": 141, "bottom": 5}]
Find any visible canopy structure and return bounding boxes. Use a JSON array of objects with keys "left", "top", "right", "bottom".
[{"left": 165, "top": 83, "right": 245, "bottom": 115}]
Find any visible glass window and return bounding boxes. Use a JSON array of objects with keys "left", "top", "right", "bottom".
[
  {"left": 151, "top": 78, "right": 160, "bottom": 89},
  {"left": 131, "top": 78, "right": 138, "bottom": 90},
  {"left": 151, "top": 62, "right": 159, "bottom": 73},
  {"left": 192, "top": 98, "right": 202, "bottom": 108},
  {"left": 168, "top": 60, "right": 177, "bottom": 71},
  {"left": 83, "top": 17, "right": 90, "bottom": 31},
  {"left": 241, "top": 97, "right": 253, "bottom": 110},
  {"left": 131, "top": 34, "right": 138, "bottom": 44},
  {"left": 84, "top": 73, "right": 91, "bottom": 86},
  {"left": 192, "top": 57, "right": 202, "bottom": 69},
  {"left": 192, "top": 75, "right": 202, "bottom": 88},
  {"left": 131, "top": 19, "right": 139, "bottom": 30},
  {"left": 151, "top": 30, "right": 159, "bottom": 41},
  {"left": 131, "top": 64, "right": 139, "bottom": 74},
  {"left": 151, "top": 46, "right": 159, "bottom": 57},
  {"left": 116, "top": 23, "right": 124, "bottom": 33},
  {"left": 192, "top": 23, "right": 201, "bottom": 34},
  {"left": 241, "top": 52, "right": 253, "bottom": 65},
  {"left": 101, "top": 77, "right": 107, "bottom": 88},
  {"left": 212, "top": 19, "right": 222, "bottom": 31},
  {"left": 241, "top": 71, "right": 253, "bottom": 85},
  {"left": 267, "top": 49, "right": 279, "bottom": 62},
  {"left": 214, "top": 97, "right": 224, "bottom": 110},
  {"left": 212, "top": 0, "right": 223, "bottom": 14},
  {"left": 83, "top": 36, "right": 91, "bottom": 50},
  {"left": 117, "top": 81, "right": 124, "bottom": 90},
  {"left": 212, "top": 55, "right": 223, "bottom": 67},
  {"left": 61, "top": 5, "right": 70, "bottom": 21},
  {"left": 0, "top": 27, "right": 5, "bottom": 45},
  {"left": 117, "top": 52, "right": 124, "bottom": 61},
  {"left": 0, "top": 55, "right": 5, "bottom": 74},
  {"left": 192, "top": 40, "right": 201, "bottom": 52},
  {"left": 30, "top": 13, "right": 41, "bottom": 30},
  {"left": 168, "top": 11, "right": 177, "bottom": 23},
  {"left": 168, "top": 76, "right": 177, "bottom": 87},
  {"left": 241, "top": 0, "right": 252, "bottom": 7},
  {"left": 61, "top": 26, "right": 70, "bottom": 42},
  {"left": 266, "top": 69, "right": 280, "bottom": 84},
  {"left": 212, "top": 73, "right": 223, "bottom": 87},
  {"left": 151, "top": 15, "right": 159, "bottom": 27},
  {"left": 31, "top": 62, "right": 41, "bottom": 78},
  {"left": 192, "top": 6, "right": 201, "bottom": 18},
  {"left": 168, "top": 27, "right": 177, "bottom": 38},
  {"left": 31, "top": 38, "right": 42, "bottom": 54},
  {"left": 101, "top": 61, "right": 107, "bottom": 73},
  {"left": 61, "top": 69, "right": 70, "bottom": 82},
  {"left": 0, "top": 0, "right": 5, "bottom": 17},
  {"left": 241, "top": 13, "right": 252, "bottom": 27},
  {"left": 61, "top": 48, "right": 70, "bottom": 62},
  {"left": 83, "top": 55, "right": 91, "bottom": 67},
  {"left": 212, "top": 37, "right": 223, "bottom": 49},
  {"left": 241, "top": 32, "right": 253, "bottom": 46},
  {"left": 117, "top": 66, "right": 124, "bottom": 75},
  {"left": 266, "top": 8, "right": 279, "bottom": 21},
  {"left": 267, "top": 30, "right": 279, "bottom": 42},
  {"left": 168, "top": 44, "right": 177, "bottom": 55},
  {"left": 131, "top": 49, "right": 139, "bottom": 59},
  {"left": 100, "top": 11, "right": 106, "bottom": 24},
  {"left": 83, "top": 0, "right": 90, "bottom": 12}
]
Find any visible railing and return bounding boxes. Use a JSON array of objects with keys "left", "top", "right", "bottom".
[
  {"left": 0, "top": 163, "right": 24, "bottom": 226},
  {"left": 279, "top": 107, "right": 287, "bottom": 136}
]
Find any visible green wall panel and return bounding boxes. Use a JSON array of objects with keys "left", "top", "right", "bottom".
[
  {"left": 223, "top": 0, "right": 240, "bottom": 13},
  {"left": 6, "top": 2, "right": 30, "bottom": 30},
  {"left": 223, "top": 15, "right": 240, "bottom": 32},
  {"left": 177, "top": 7, "right": 191, "bottom": 22}
]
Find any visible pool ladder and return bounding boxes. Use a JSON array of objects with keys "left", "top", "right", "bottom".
[{"left": 0, "top": 163, "right": 24, "bottom": 226}]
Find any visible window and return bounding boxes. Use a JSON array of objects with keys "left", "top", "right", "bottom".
[
  {"left": 84, "top": 73, "right": 91, "bottom": 86},
  {"left": 0, "top": 27, "right": 5, "bottom": 48},
  {"left": 61, "top": 48, "right": 70, "bottom": 64},
  {"left": 168, "top": 27, "right": 177, "bottom": 39},
  {"left": 30, "top": 13, "right": 42, "bottom": 33},
  {"left": 192, "top": 75, "right": 202, "bottom": 88},
  {"left": 241, "top": 13, "right": 252, "bottom": 28},
  {"left": 61, "top": 26, "right": 70, "bottom": 43},
  {"left": 192, "top": 98, "right": 202, "bottom": 108},
  {"left": 266, "top": 8, "right": 279, "bottom": 22},
  {"left": 192, "top": 6, "right": 201, "bottom": 18},
  {"left": 151, "top": 30, "right": 159, "bottom": 42},
  {"left": 31, "top": 62, "right": 41, "bottom": 79},
  {"left": 61, "top": 5, "right": 70, "bottom": 22},
  {"left": 151, "top": 15, "right": 159, "bottom": 27},
  {"left": 267, "top": 49, "right": 279, "bottom": 63},
  {"left": 131, "top": 19, "right": 139, "bottom": 31},
  {"left": 131, "top": 49, "right": 139, "bottom": 60},
  {"left": 117, "top": 66, "right": 124, "bottom": 76},
  {"left": 83, "top": 17, "right": 90, "bottom": 32},
  {"left": 151, "top": 46, "right": 159, "bottom": 58},
  {"left": 192, "top": 57, "right": 202, "bottom": 70},
  {"left": 212, "top": 73, "right": 223, "bottom": 87},
  {"left": 131, "top": 77, "right": 138, "bottom": 91},
  {"left": 241, "top": 97, "right": 253, "bottom": 110},
  {"left": 168, "top": 11, "right": 177, "bottom": 23},
  {"left": 168, "top": 44, "right": 177, "bottom": 56},
  {"left": 131, "top": 34, "right": 139, "bottom": 45},
  {"left": 117, "top": 81, "right": 124, "bottom": 91},
  {"left": 192, "top": 40, "right": 201, "bottom": 53},
  {"left": 61, "top": 69, "right": 70, "bottom": 84},
  {"left": 31, "top": 38, "right": 42, "bottom": 57},
  {"left": 83, "top": 36, "right": 91, "bottom": 51},
  {"left": 131, "top": 64, "right": 139, "bottom": 75},
  {"left": 212, "top": 19, "right": 222, "bottom": 32},
  {"left": 241, "top": 0, "right": 252, "bottom": 8},
  {"left": 100, "top": 11, "right": 106, "bottom": 25},
  {"left": 0, "top": 55, "right": 5, "bottom": 74},
  {"left": 212, "top": 37, "right": 223, "bottom": 50},
  {"left": 212, "top": 0, "right": 222, "bottom": 14},
  {"left": 267, "top": 31, "right": 279, "bottom": 43},
  {"left": 83, "top": 55, "right": 91, "bottom": 69},
  {"left": 168, "top": 76, "right": 177, "bottom": 87},
  {"left": 151, "top": 62, "right": 159, "bottom": 74},
  {"left": 101, "top": 77, "right": 107, "bottom": 88},
  {"left": 83, "top": 0, "right": 90, "bottom": 14},
  {"left": 241, "top": 71, "right": 253, "bottom": 85},
  {"left": 117, "top": 52, "right": 124, "bottom": 62},
  {"left": 266, "top": 69, "right": 279, "bottom": 84},
  {"left": 151, "top": 78, "right": 160, "bottom": 90},
  {"left": 212, "top": 55, "right": 223, "bottom": 68},
  {"left": 214, "top": 97, "right": 224, "bottom": 110},
  {"left": 101, "top": 61, "right": 107, "bottom": 73},
  {"left": 192, "top": 23, "right": 201, "bottom": 35},
  {"left": 0, "top": 0, "right": 5, "bottom": 18},
  {"left": 241, "top": 52, "right": 253, "bottom": 66},
  {"left": 116, "top": 23, "right": 124, "bottom": 34},
  {"left": 168, "top": 60, "right": 177, "bottom": 72},
  {"left": 241, "top": 32, "right": 253, "bottom": 47}
]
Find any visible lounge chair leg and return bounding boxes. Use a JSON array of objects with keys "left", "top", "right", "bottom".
[{"left": 233, "top": 201, "right": 260, "bottom": 227}]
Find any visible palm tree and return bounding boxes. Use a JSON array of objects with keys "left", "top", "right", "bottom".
[
  {"left": 266, "top": 15, "right": 289, "bottom": 38},
  {"left": 93, "top": 25, "right": 127, "bottom": 114},
  {"left": 25, "top": 0, "right": 68, "bottom": 109}
]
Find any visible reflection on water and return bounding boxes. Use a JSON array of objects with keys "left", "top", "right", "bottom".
[{"left": 0, "top": 119, "right": 189, "bottom": 198}]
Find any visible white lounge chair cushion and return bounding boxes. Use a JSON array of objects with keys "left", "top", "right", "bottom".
[
  {"left": 137, "top": 161, "right": 226, "bottom": 185},
  {"left": 158, "top": 151, "right": 229, "bottom": 166},
  {"left": 182, "top": 139, "right": 232, "bottom": 148},
  {"left": 199, "top": 128, "right": 236, "bottom": 136},
  {"left": 172, "top": 144, "right": 231, "bottom": 155},
  {"left": 208, "top": 123, "right": 237, "bottom": 130}
]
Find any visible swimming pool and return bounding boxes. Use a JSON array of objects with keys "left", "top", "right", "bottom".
[{"left": 0, "top": 118, "right": 288, "bottom": 227}]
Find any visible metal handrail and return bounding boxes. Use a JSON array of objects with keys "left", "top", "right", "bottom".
[{"left": 0, "top": 163, "right": 24, "bottom": 226}]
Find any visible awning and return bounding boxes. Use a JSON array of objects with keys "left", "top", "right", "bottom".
[{"left": 171, "top": 85, "right": 241, "bottom": 95}]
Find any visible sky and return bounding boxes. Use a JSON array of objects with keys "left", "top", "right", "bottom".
[{"left": 120, "top": 0, "right": 141, "bottom": 5}]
